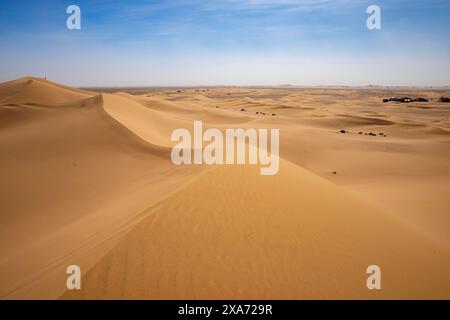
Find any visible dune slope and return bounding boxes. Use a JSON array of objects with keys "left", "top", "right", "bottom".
[
  {"left": 0, "top": 77, "right": 95, "bottom": 106},
  {"left": 63, "top": 160, "right": 450, "bottom": 299},
  {"left": 0, "top": 78, "right": 200, "bottom": 299}
]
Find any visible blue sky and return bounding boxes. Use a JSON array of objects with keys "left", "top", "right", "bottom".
[{"left": 0, "top": 0, "right": 449, "bottom": 86}]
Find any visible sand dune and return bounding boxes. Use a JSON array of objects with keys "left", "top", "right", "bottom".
[
  {"left": 0, "top": 77, "right": 94, "bottom": 106},
  {"left": 102, "top": 93, "right": 190, "bottom": 147},
  {"left": 0, "top": 78, "right": 200, "bottom": 299},
  {"left": 63, "top": 160, "right": 450, "bottom": 299},
  {"left": 1, "top": 78, "right": 449, "bottom": 299}
]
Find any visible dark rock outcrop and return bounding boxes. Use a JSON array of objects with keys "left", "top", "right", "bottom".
[
  {"left": 383, "top": 96, "right": 428, "bottom": 103},
  {"left": 412, "top": 97, "right": 428, "bottom": 102}
]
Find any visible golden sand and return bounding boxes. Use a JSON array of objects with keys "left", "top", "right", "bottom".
[{"left": 0, "top": 77, "right": 449, "bottom": 299}]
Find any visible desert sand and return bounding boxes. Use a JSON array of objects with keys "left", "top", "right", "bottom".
[{"left": 0, "top": 77, "right": 449, "bottom": 299}]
